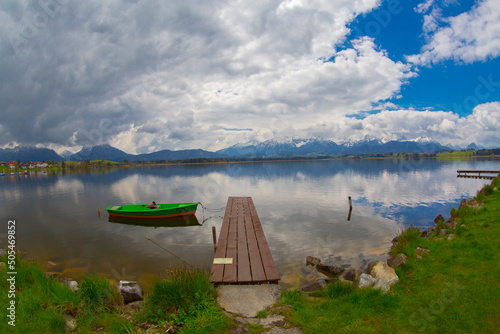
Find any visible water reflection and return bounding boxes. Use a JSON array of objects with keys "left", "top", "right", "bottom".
[
  {"left": 1, "top": 158, "right": 498, "bottom": 289},
  {"left": 108, "top": 215, "right": 202, "bottom": 228}
]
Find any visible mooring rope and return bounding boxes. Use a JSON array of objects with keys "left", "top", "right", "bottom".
[
  {"left": 197, "top": 202, "right": 226, "bottom": 212},
  {"left": 146, "top": 236, "right": 194, "bottom": 268}
]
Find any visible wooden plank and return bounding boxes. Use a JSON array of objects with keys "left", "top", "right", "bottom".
[
  {"left": 210, "top": 198, "right": 233, "bottom": 282},
  {"left": 211, "top": 196, "right": 280, "bottom": 284},
  {"left": 243, "top": 198, "right": 267, "bottom": 282},
  {"left": 247, "top": 197, "right": 280, "bottom": 281},
  {"left": 237, "top": 198, "right": 252, "bottom": 283},
  {"left": 222, "top": 197, "right": 238, "bottom": 283}
]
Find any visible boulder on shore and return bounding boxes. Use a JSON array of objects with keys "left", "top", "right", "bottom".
[
  {"left": 387, "top": 253, "right": 408, "bottom": 268},
  {"left": 356, "top": 273, "right": 376, "bottom": 288},
  {"left": 342, "top": 268, "right": 362, "bottom": 282},
  {"left": 373, "top": 278, "right": 391, "bottom": 293},
  {"left": 118, "top": 281, "right": 143, "bottom": 304},
  {"left": 367, "top": 261, "right": 399, "bottom": 286},
  {"left": 305, "top": 256, "right": 321, "bottom": 266},
  {"left": 316, "top": 264, "right": 345, "bottom": 278},
  {"left": 434, "top": 214, "right": 445, "bottom": 225}
]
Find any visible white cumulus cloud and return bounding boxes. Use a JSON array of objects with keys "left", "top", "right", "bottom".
[{"left": 408, "top": 0, "right": 500, "bottom": 65}]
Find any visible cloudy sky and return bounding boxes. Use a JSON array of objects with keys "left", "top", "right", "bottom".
[{"left": 1, "top": 0, "right": 499, "bottom": 154}]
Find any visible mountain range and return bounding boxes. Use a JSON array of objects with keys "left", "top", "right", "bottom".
[
  {"left": 0, "top": 146, "right": 65, "bottom": 162},
  {"left": 217, "top": 137, "right": 451, "bottom": 158},
  {"left": 0, "top": 138, "right": 488, "bottom": 163}
]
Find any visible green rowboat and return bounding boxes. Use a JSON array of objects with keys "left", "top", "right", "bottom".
[{"left": 106, "top": 202, "right": 198, "bottom": 219}]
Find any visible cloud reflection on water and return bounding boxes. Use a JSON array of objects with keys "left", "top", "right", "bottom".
[{"left": 1, "top": 159, "right": 497, "bottom": 288}]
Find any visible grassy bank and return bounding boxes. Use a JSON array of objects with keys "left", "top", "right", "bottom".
[
  {"left": 277, "top": 176, "right": 500, "bottom": 333},
  {"left": 0, "top": 260, "right": 230, "bottom": 333}
]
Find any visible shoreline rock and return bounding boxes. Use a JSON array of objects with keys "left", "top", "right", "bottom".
[{"left": 118, "top": 281, "right": 144, "bottom": 304}]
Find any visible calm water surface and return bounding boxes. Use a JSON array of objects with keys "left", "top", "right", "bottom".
[{"left": 1, "top": 158, "right": 498, "bottom": 288}]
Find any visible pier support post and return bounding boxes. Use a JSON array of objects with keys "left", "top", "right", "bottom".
[
  {"left": 347, "top": 196, "right": 353, "bottom": 221},
  {"left": 212, "top": 226, "right": 217, "bottom": 251}
]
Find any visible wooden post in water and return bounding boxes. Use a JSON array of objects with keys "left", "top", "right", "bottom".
[
  {"left": 347, "top": 196, "right": 353, "bottom": 221},
  {"left": 212, "top": 226, "right": 217, "bottom": 251}
]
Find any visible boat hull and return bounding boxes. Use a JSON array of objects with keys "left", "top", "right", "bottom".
[
  {"left": 106, "top": 202, "right": 198, "bottom": 219},
  {"left": 108, "top": 215, "right": 201, "bottom": 227}
]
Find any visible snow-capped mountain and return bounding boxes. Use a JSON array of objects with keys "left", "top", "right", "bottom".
[
  {"left": 217, "top": 137, "right": 342, "bottom": 157},
  {"left": 216, "top": 137, "right": 451, "bottom": 158}
]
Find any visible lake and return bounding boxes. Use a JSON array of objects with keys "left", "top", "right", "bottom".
[{"left": 1, "top": 158, "right": 498, "bottom": 288}]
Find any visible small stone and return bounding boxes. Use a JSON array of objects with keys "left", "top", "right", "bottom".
[
  {"left": 260, "top": 314, "right": 287, "bottom": 328},
  {"left": 342, "top": 268, "right": 362, "bottom": 282},
  {"left": 434, "top": 214, "right": 445, "bottom": 225},
  {"left": 229, "top": 326, "right": 250, "bottom": 334},
  {"left": 428, "top": 225, "right": 436, "bottom": 234},
  {"left": 63, "top": 315, "right": 76, "bottom": 331},
  {"left": 118, "top": 281, "right": 143, "bottom": 304},
  {"left": 439, "top": 229, "right": 447, "bottom": 235},
  {"left": 420, "top": 230, "right": 428, "bottom": 237},
  {"left": 316, "top": 264, "right": 345, "bottom": 278},
  {"left": 417, "top": 255, "right": 422, "bottom": 259},
  {"left": 67, "top": 280, "right": 78, "bottom": 292},
  {"left": 305, "top": 256, "right": 321, "bottom": 266},
  {"left": 459, "top": 198, "right": 468, "bottom": 207},
  {"left": 356, "top": 273, "right": 376, "bottom": 288},
  {"left": 125, "top": 300, "right": 144, "bottom": 313},
  {"left": 387, "top": 253, "right": 408, "bottom": 268},
  {"left": 447, "top": 234, "right": 455, "bottom": 241},
  {"left": 416, "top": 247, "right": 430, "bottom": 255},
  {"left": 272, "top": 305, "right": 293, "bottom": 312}
]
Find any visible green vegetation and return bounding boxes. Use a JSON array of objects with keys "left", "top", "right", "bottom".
[
  {"left": 437, "top": 151, "right": 475, "bottom": 157},
  {"left": 278, "top": 176, "right": 500, "bottom": 333},
  {"left": 137, "top": 268, "right": 231, "bottom": 333},
  {"left": 0, "top": 260, "right": 230, "bottom": 333}
]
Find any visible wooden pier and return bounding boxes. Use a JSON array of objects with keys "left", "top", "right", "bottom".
[
  {"left": 457, "top": 170, "right": 500, "bottom": 180},
  {"left": 211, "top": 197, "right": 280, "bottom": 284}
]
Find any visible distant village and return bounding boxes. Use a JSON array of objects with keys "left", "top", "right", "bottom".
[{"left": 1, "top": 161, "right": 51, "bottom": 170}]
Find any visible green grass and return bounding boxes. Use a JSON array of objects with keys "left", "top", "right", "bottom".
[
  {"left": 0, "top": 260, "right": 231, "bottom": 333},
  {"left": 138, "top": 267, "right": 231, "bottom": 334},
  {"left": 0, "top": 255, "right": 77, "bottom": 333},
  {"left": 279, "top": 177, "right": 500, "bottom": 333}
]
